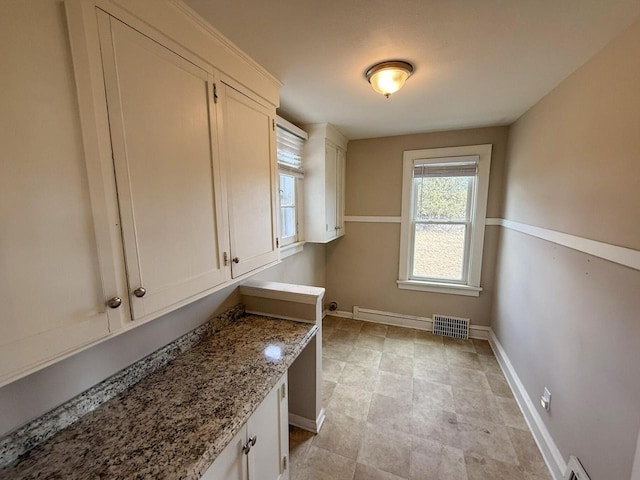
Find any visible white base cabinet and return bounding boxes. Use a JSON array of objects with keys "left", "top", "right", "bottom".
[
  {"left": 202, "top": 373, "right": 289, "bottom": 480},
  {"left": 302, "top": 124, "right": 348, "bottom": 243}
]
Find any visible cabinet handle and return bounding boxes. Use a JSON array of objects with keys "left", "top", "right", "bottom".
[
  {"left": 242, "top": 435, "right": 257, "bottom": 454},
  {"left": 232, "top": 257, "right": 240, "bottom": 264},
  {"left": 133, "top": 287, "right": 146, "bottom": 298},
  {"left": 106, "top": 297, "right": 122, "bottom": 309}
]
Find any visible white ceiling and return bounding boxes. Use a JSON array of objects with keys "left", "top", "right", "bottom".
[{"left": 184, "top": 0, "right": 640, "bottom": 140}]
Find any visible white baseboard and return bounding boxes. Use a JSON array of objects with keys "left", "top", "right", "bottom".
[
  {"left": 468, "top": 324, "right": 491, "bottom": 340},
  {"left": 352, "top": 306, "right": 490, "bottom": 340},
  {"left": 323, "top": 309, "right": 354, "bottom": 319},
  {"left": 489, "top": 330, "right": 566, "bottom": 479},
  {"left": 289, "top": 408, "right": 325, "bottom": 434}
]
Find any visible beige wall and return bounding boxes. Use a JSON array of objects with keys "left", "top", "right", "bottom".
[
  {"left": 0, "top": 245, "right": 325, "bottom": 437},
  {"left": 326, "top": 127, "right": 508, "bottom": 326},
  {"left": 493, "top": 17, "right": 640, "bottom": 480}
]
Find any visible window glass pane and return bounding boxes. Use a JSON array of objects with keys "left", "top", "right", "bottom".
[
  {"left": 412, "top": 224, "right": 466, "bottom": 280},
  {"left": 414, "top": 176, "right": 472, "bottom": 221},
  {"left": 279, "top": 174, "right": 295, "bottom": 207},
  {"left": 281, "top": 206, "right": 296, "bottom": 238}
]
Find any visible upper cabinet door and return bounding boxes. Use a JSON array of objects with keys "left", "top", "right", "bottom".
[
  {"left": 335, "top": 147, "right": 346, "bottom": 238},
  {"left": 219, "top": 83, "right": 278, "bottom": 278},
  {"left": 97, "top": 12, "right": 230, "bottom": 321},
  {"left": 324, "top": 145, "right": 338, "bottom": 239}
]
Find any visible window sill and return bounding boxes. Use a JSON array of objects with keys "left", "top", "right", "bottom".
[
  {"left": 279, "top": 241, "right": 305, "bottom": 259},
  {"left": 396, "top": 280, "right": 482, "bottom": 297}
]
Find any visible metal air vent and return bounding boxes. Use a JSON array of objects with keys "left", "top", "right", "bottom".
[{"left": 432, "top": 314, "right": 470, "bottom": 339}]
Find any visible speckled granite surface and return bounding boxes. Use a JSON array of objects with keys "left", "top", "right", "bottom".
[
  {"left": 0, "top": 305, "right": 245, "bottom": 468},
  {"left": 0, "top": 313, "right": 317, "bottom": 480}
]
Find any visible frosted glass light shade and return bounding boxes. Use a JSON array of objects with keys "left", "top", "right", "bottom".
[{"left": 366, "top": 61, "right": 414, "bottom": 98}]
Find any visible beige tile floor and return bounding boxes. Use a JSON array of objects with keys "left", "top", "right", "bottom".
[{"left": 289, "top": 316, "right": 551, "bottom": 480}]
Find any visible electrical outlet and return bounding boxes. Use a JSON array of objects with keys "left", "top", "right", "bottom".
[{"left": 540, "top": 387, "right": 551, "bottom": 411}]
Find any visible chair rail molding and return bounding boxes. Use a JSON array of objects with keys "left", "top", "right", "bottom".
[{"left": 486, "top": 218, "right": 640, "bottom": 271}]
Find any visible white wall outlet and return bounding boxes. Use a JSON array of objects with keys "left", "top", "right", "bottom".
[{"left": 540, "top": 387, "right": 551, "bottom": 411}]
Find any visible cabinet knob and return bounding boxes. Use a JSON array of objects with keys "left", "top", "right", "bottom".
[
  {"left": 242, "top": 435, "right": 257, "bottom": 455},
  {"left": 106, "top": 297, "right": 122, "bottom": 309},
  {"left": 133, "top": 287, "right": 146, "bottom": 298},
  {"left": 232, "top": 257, "right": 240, "bottom": 264}
]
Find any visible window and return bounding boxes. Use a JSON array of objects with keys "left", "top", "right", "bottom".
[
  {"left": 276, "top": 117, "right": 307, "bottom": 256},
  {"left": 398, "top": 144, "right": 492, "bottom": 296},
  {"left": 279, "top": 173, "right": 296, "bottom": 243}
]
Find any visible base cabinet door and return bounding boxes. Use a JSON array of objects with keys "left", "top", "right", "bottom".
[
  {"left": 247, "top": 374, "right": 289, "bottom": 480},
  {"left": 201, "top": 374, "right": 288, "bottom": 480},
  {"left": 200, "top": 425, "right": 247, "bottom": 480}
]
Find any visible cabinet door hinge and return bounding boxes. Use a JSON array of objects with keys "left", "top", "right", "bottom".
[
  {"left": 213, "top": 83, "right": 218, "bottom": 104},
  {"left": 282, "top": 455, "right": 288, "bottom": 471},
  {"left": 272, "top": 118, "right": 275, "bottom": 131},
  {"left": 276, "top": 237, "right": 279, "bottom": 248},
  {"left": 223, "top": 251, "right": 228, "bottom": 266},
  {"left": 281, "top": 383, "right": 286, "bottom": 400}
]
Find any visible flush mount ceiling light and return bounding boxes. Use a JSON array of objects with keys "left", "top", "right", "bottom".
[{"left": 365, "top": 60, "right": 414, "bottom": 98}]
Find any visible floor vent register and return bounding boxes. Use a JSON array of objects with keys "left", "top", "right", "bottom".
[{"left": 432, "top": 314, "right": 470, "bottom": 340}]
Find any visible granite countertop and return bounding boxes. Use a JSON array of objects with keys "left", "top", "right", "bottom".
[{"left": 0, "top": 314, "right": 317, "bottom": 480}]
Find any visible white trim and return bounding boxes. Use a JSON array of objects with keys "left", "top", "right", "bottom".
[
  {"left": 489, "top": 329, "right": 565, "bottom": 479},
  {"left": 354, "top": 306, "right": 432, "bottom": 330},
  {"left": 344, "top": 216, "right": 402, "bottom": 223},
  {"left": 468, "top": 324, "right": 491, "bottom": 340},
  {"left": 279, "top": 241, "right": 304, "bottom": 260},
  {"left": 484, "top": 217, "right": 502, "bottom": 226},
  {"left": 239, "top": 281, "right": 325, "bottom": 305},
  {"left": 166, "top": 0, "right": 282, "bottom": 88},
  {"left": 487, "top": 218, "right": 640, "bottom": 272},
  {"left": 351, "top": 306, "right": 490, "bottom": 340},
  {"left": 397, "top": 280, "right": 482, "bottom": 297},
  {"left": 323, "top": 310, "right": 354, "bottom": 319},
  {"left": 288, "top": 408, "right": 325, "bottom": 433}
]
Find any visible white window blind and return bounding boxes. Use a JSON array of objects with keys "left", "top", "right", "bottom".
[
  {"left": 413, "top": 161, "right": 478, "bottom": 178},
  {"left": 277, "top": 125, "right": 305, "bottom": 175}
]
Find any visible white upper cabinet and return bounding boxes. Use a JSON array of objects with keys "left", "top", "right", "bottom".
[
  {"left": 303, "top": 124, "right": 348, "bottom": 243},
  {"left": 97, "top": 12, "right": 230, "bottom": 321},
  {"left": 219, "top": 83, "right": 278, "bottom": 278},
  {"left": 0, "top": 0, "right": 128, "bottom": 385},
  {"left": 0, "top": 0, "right": 281, "bottom": 385}
]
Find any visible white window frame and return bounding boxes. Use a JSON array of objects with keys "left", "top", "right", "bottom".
[
  {"left": 398, "top": 144, "right": 492, "bottom": 296},
  {"left": 278, "top": 171, "right": 301, "bottom": 244},
  {"left": 276, "top": 116, "right": 307, "bottom": 259}
]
